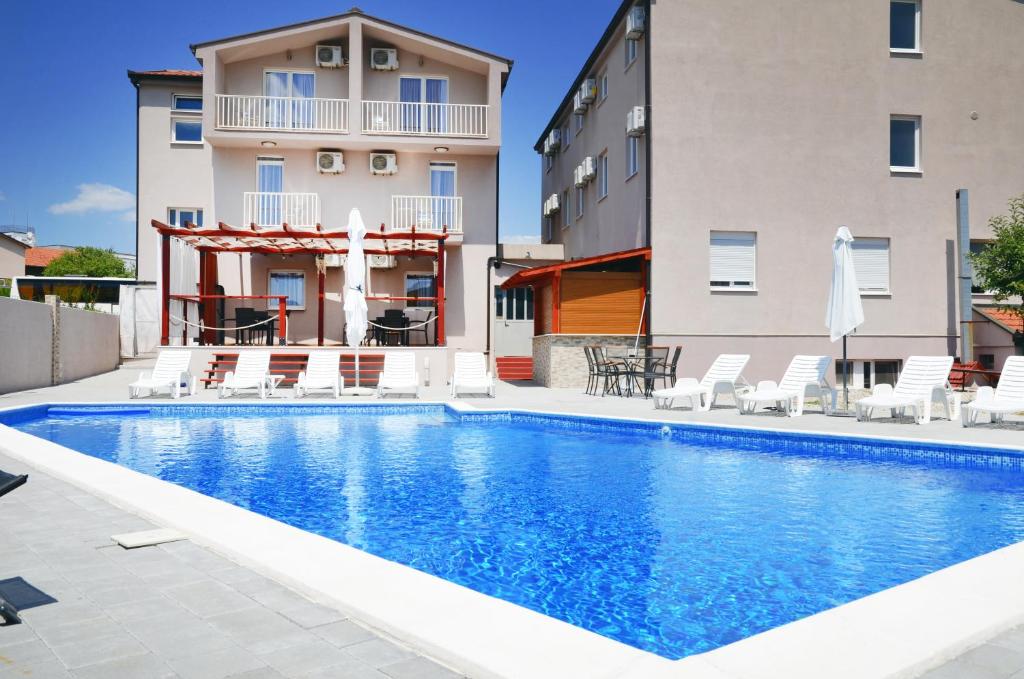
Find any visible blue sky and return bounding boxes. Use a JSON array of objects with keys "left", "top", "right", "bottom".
[{"left": 0, "top": 0, "right": 621, "bottom": 253}]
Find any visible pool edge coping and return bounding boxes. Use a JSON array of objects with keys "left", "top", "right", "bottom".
[{"left": 1, "top": 400, "right": 1024, "bottom": 679}]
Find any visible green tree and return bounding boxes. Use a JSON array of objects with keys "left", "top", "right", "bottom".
[
  {"left": 970, "top": 195, "right": 1024, "bottom": 321},
  {"left": 43, "top": 247, "right": 132, "bottom": 278}
]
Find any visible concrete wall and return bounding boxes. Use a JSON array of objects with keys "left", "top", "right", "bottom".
[
  {"left": 361, "top": 46, "right": 487, "bottom": 105},
  {"left": 0, "top": 237, "right": 26, "bottom": 281},
  {"left": 224, "top": 45, "right": 350, "bottom": 100},
  {"left": 532, "top": 333, "right": 643, "bottom": 388},
  {"left": 57, "top": 306, "right": 121, "bottom": 383}
]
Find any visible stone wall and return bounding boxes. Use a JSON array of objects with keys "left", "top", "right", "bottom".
[{"left": 532, "top": 334, "right": 645, "bottom": 388}]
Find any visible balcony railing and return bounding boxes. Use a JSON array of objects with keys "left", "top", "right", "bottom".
[
  {"left": 216, "top": 95, "right": 349, "bottom": 133},
  {"left": 243, "top": 192, "right": 320, "bottom": 229},
  {"left": 392, "top": 196, "right": 463, "bottom": 233},
  {"left": 362, "top": 101, "right": 488, "bottom": 138}
]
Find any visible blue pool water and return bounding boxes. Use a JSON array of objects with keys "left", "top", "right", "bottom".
[{"left": 8, "top": 404, "right": 1024, "bottom": 659}]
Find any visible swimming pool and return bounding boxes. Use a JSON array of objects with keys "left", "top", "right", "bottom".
[{"left": 6, "top": 403, "right": 1024, "bottom": 660}]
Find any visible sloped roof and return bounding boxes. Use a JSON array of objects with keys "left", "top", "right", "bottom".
[
  {"left": 0, "top": 233, "right": 30, "bottom": 250},
  {"left": 501, "top": 247, "right": 650, "bottom": 289},
  {"left": 975, "top": 305, "right": 1024, "bottom": 334},
  {"left": 127, "top": 69, "right": 203, "bottom": 85},
  {"left": 25, "top": 246, "right": 72, "bottom": 268}
]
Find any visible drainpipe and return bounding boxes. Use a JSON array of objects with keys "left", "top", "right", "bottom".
[
  {"left": 133, "top": 80, "right": 140, "bottom": 274},
  {"left": 643, "top": 0, "right": 653, "bottom": 349},
  {"left": 486, "top": 151, "right": 501, "bottom": 362},
  {"left": 956, "top": 189, "right": 973, "bottom": 362}
]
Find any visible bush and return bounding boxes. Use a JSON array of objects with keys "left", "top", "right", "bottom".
[{"left": 42, "top": 247, "right": 132, "bottom": 278}]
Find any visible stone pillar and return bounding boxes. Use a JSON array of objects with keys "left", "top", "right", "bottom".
[{"left": 45, "top": 295, "right": 62, "bottom": 385}]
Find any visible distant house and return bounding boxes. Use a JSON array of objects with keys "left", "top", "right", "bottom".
[
  {"left": 24, "top": 246, "right": 73, "bottom": 276},
  {"left": 0, "top": 233, "right": 29, "bottom": 286},
  {"left": 973, "top": 306, "right": 1023, "bottom": 372}
]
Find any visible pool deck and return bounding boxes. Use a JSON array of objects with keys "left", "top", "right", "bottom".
[{"left": 2, "top": 359, "right": 1024, "bottom": 679}]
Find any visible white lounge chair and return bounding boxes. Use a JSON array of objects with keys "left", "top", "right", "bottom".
[
  {"left": 652, "top": 354, "right": 751, "bottom": 411},
  {"left": 377, "top": 353, "right": 419, "bottom": 398},
  {"left": 218, "top": 351, "right": 272, "bottom": 399},
  {"left": 738, "top": 355, "right": 835, "bottom": 417},
  {"left": 128, "top": 349, "right": 194, "bottom": 399},
  {"left": 962, "top": 356, "right": 1024, "bottom": 427},
  {"left": 450, "top": 352, "right": 495, "bottom": 398},
  {"left": 855, "top": 356, "right": 959, "bottom": 424},
  {"left": 294, "top": 352, "right": 343, "bottom": 398}
]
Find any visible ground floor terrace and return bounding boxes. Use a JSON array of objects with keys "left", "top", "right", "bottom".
[{"left": 1, "top": 363, "right": 1024, "bottom": 679}]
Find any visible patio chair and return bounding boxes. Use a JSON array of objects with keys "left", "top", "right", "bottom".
[
  {"left": 653, "top": 354, "right": 751, "bottom": 411},
  {"left": 407, "top": 310, "right": 434, "bottom": 346},
  {"left": 738, "top": 355, "right": 835, "bottom": 417},
  {"left": 591, "top": 346, "right": 621, "bottom": 396},
  {"left": 218, "top": 351, "right": 273, "bottom": 399},
  {"left": 377, "top": 353, "right": 419, "bottom": 398},
  {"left": 234, "top": 307, "right": 258, "bottom": 345},
  {"left": 0, "top": 469, "right": 28, "bottom": 624},
  {"left": 128, "top": 349, "right": 195, "bottom": 399},
  {"left": 583, "top": 346, "right": 599, "bottom": 395},
  {"left": 639, "top": 346, "right": 672, "bottom": 397},
  {"left": 854, "top": 356, "right": 959, "bottom": 424},
  {"left": 450, "top": 352, "right": 495, "bottom": 398},
  {"left": 294, "top": 352, "right": 343, "bottom": 398},
  {"left": 962, "top": 356, "right": 1024, "bottom": 427}
]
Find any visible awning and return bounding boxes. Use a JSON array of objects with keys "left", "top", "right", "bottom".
[{"left": 501, "top": 246, "right": 650, "bottom": 289}]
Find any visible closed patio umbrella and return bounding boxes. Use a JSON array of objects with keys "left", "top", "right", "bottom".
[
  {"left": 825, "top": 226, "right": 865, "bottom": 414},
  {"left": 342, "top": 208, "right": 374, "bottom": 395}
]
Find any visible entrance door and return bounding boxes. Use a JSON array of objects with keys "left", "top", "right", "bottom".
[
  {"left": 264, "top": 70, "right": 315, "bottom": 129},
  {"left": 256, "top": 157, "right": 283, "bottom": 226},
  {"left": 399, "top": 76, "right": 448, "bottom": 133},
  {"left": 429, "top": 161, "right": 456, "bottom": 231},
  {"left": 494, "top": 285, "right": 535, "bottom": 356}
]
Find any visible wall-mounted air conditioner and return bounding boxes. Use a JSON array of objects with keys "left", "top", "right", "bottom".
[
  {"left": 316, "top": 45, "right": 344, "bottom": 68},
  {"left": 626, "top": 6, "right": 646, "bottom": 39},
  {"left": 573, "top": 92, "right": 587, "bottom": 114},
  {"left": 579, "top": 78, "right": 597, "bottom": 105},
  {"left": 544, "top": 129, "right": 561, "bottom": 155},
  {"left": 316, "top": 151, "right": 345, "bottom": 174},
  {"left": 548, "top": 192, "right": 560, "bottom": 213},
  {"left": 323, "top": 254, "right": 346, "bottom": 268},
  {"left": 626, "top": 106, "right": 646, "bottom": 136},
  {"left": 369, "top": 152, "right": 398, "bottom": 175},
  {"left": 369, "top": 254, "right": 397, "bottom": 269},
  {"left": 582, "top": 156, "right": 596, "bottom": 181},
  {"left": 542, "top": 197, "right": 551, "bottom": 217},
  {"left": 370, "top": 48, "right": 399, "bottom": 70},
  {"left": 574, "top": 165, "right": 586, "bottom": 188}
]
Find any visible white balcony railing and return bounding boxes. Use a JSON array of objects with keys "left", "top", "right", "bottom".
[
  {"left": 362, "top": 101, "right": 488, "bottom": 138},
  {"left": 243, "top": 192, "right": 320, "bottom": 229},
  {"left": 216, "top": 95, "right": 349, "bottom": 133},
  {"left": 392, "top": 196, "right": 463, "bottom": 233}
]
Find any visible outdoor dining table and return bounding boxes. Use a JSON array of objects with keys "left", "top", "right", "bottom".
[{"left": 606, "top": 353, "right": 651, "bottom": 397}]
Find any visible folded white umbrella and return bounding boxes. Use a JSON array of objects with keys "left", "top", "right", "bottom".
[
  {"left": 826, "top": 226, "right": 865, "bottom": 412},
  {"left": 343, "top": 208, "right": 373, "bottom": 395}
]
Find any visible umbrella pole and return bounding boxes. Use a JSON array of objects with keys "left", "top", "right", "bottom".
[
  {"left": 843, "top": 334, "right": 849, "bottom": 412},
  {"left": 355, "top": 345, "right": 360, "bottom": 389}
]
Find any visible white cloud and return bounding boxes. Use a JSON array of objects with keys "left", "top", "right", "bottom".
[
  {"left": 118, "top": 210, "right": 136, "bottom": 223},
  {"left": 0, "top": 191, "right": 6, "bottom": 201},
  {"left": 49, "top": 183, "right": 134, "bottom": 215}
]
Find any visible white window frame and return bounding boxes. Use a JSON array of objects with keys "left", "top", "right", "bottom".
[
  {"left": 626, "top": 135, "right": 639, "bottom": 179},
  {"left": 170, "top": 117, "right": 203, "bottom": 144},
  {"left": 545, "top": 153, "right": 553, "bottom": 173},
  {"left": 396, "top": 74, "right": 449, "bottom": 103},
  {"left": 625, "top": 38, "right": 638, "bottom": 69},
  {"left": 890, "top": 115, "right": 921, "bottom": 173},
  {"left": 562, "top": 189, "right": 571, "bottom": 229},
  {"left": 890, "top": 0, "right": 922, "bottom": 54},
  {"left": 496, "top": 286, "right": 534, "bottom": 321},
  {"left": 598, "top": 70, "right": 609, "bottom": 103},
  {"left": 597, "top": 151, "right": 609, "bottom": 200},
  {"left": 262, "top": 68, "right": 317, "bottom": 98},
  {"left": 574, "top": 113, "right": 584, "bottom": 136},
  {"left": 562, "top": 122, "right": 571, "bottom": 149},
  {"left": 851, "top": 237, "right": 892, "bottom": 295},
  {"left": 172, "top": 94, "right": 203, "bottom": 112},
  {"left": 405, "top": 271, "right": 436, "bottom": 308},
  {"left": 543, "top": 216, "right": 553, "bottom": 242},
  {"left": 709, "top": 231, "right": 757, "bottom": 291},
  {"left": 167, "top": 207, "right": 204, "bottom": 228},
  {"left": 576, "top": 185, "right": 585, "bottom": 220},
  {"left": 267, "top": 269, "right": 306, "bottom": 311}
]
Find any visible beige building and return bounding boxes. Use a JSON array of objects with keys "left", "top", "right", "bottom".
[
  {"left": 130, "top": 9, "right": 510, "bottom": 369},
  {"left": 0, "top": 234, "right": 29, "bottom": 286},
  {"left": 536, "top": 0, "right": 1024, "bottom": 382}
]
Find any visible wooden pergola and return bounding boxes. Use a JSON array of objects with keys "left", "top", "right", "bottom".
[{"left": 150, "top": 219, "right": 448, "bottom": 347}]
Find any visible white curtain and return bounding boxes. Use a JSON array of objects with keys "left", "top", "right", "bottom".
[
  {"left": 425, "top": 78, "right": 448, "bottom": 133},
  {"left": 292, "top": 73, "right": 315, "bottom": 129},
  {"left": 167, "top": 238, "right": 199, "bottom": 345},
  {"left": 264, "top": 71, "right": 289, "bottom": 127},
  {"left": 399, "top": 77, "right": 422, "bottom": 132}
]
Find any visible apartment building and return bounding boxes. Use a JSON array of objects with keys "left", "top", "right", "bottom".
[
  {"left": 536, "top": 0, "right": 1024, "bottom": 382},
  {"left": 130, "top": 9, "right": 510, "bottom": 359}
]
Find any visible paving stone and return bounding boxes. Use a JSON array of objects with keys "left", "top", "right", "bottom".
[
  {"left": 17, "top": 599, "right": 106, "bottom": 629},
  {"left": 248, "top": 584, "right": 311, "bottom": 612},
  {"left": 955, "top": 643, "right": 1024, "bottom": 675},
  {"left": 311, "top": 620, "right": 376, "bottom": 649},
  {"left": 992, "top": 627, "right": 1024, "bottom": 653},
  {"left": 300, "top": 661, "right": 386, "bottom": 679},
  {"left": 33, "top": 615, "right": 124, "bottom": 647},
  {"left": 0, "top": 638, "right": 61, "bottom": 669},
  {"left": 917, "top": 658, "right": 1004, "bottom": 679},
  {"left": 70, "top": 652, "right": 178, "bottom": 679},
  {"left": 379, "top": 656, "right": 463, "bottom": 679},
  {"left": 345, "top": 639, "right": 416, "bottom": 669},
  {"left": 0, "top": 658, "right": 72, "bottom": 678},
  {"left": 49, "top": 631, "right": 149, "bottom": 670},
  {"left": 86, "top": 581, "right": 167, "bottom": 608},
  {"left": 278, "top": 601, "right": 346, "bottom": 629},
  {"left": 257, "top": 639, "right": 356, "bottom": 678},
  {"left": 0, "top": 621, "right": 40, "bottom": 647},
  {"left": 224, "top": 668, "right": 287, "bottom": 679},
  {"left": 165, "top": 581, "right": 258, "bottom": 619},
  {"left": 128, "top": 612, "right": 238, "bottom": 659},
  {"left": 105, "top": 595, "right": 187, "bottom": 623},
  {"left": 166, "top": 645, "right": 268, "bottom": 679},
  {"left": 206, "top": 608, "right": 311, "bottom": 655}
]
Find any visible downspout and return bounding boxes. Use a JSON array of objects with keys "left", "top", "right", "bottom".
[
  {"left": 643, "top": 0, "right": 653, "bottom": 349},
  {"left": 133, "top": 80, "right": 140, "bottom": 275},
  {"left": 487, "top": 151, "right": 501, "bottom": 359}
]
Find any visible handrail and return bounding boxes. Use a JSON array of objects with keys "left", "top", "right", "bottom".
[
  {"left": 215, "top": 94, "right": 349, "bottom": 133},
  {"left": 391, "top": 195, "right": 462, "bottom": 233},
  {"left": 362, "top": 100, "right": 488, "bottom": 138},
  {"left": 243, "top": 192, "right": 320, "bottom": 229}
]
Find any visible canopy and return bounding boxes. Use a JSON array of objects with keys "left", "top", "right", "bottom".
[
  {"left": 344, "top": 208, "right": 368, "bottom": 348},
  {"left": 825, "top": 226, "right": 864, "bottom": 342}
]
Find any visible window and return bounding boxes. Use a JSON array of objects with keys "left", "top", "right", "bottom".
[
  {"left": 264, "top": 70, "right": 317, "bottom": 129},
  {"left": 173, "top": 94, "right": 202, "bottom": 111},
  {"left": 171, "top": 118, "right": 202, "bottom": 144},
  {"left": 626, "top": 135, "right": 640, "bottom": 178},
  {"left": 851, "top": 237, "right": 891, "bottom": 294},
  {"left": 562, "top": 189, "right": 571, "bottom": 228},
  {"left": 562, "top": 122, "right": 571, "bottom": 149},
  {"left": 574, "top": 113, "right": 584, "bottom": 136},
  {"left": 399, "top": 75, "right": 449, "bottom": 133},
  {"left": 405, "top": 273, "right": 436, "bottom": 308},
  {"left": 494, "top": 286, "right": 534, "bottom": 321},
  {"left": 576, "top": 185, "right": 585, "bottom": 220},
  {"left": 979, "top": 354, "right": 995, "bottom": 370},
  {"left": 598, "top": 71, "right": 609, "bottom": 102},
  {"left": 168, "top": 208, "right": 204, "bottom": 228},
  {"left": 709, "top": 231, "right": 756, "bottom": 289},
  {"left": 873, "top": 360, "right": 902, "bottom": 387},
  {"left": 625, "top": 38, "right": 638, "bottom": 68},
  {"left": 890, "top": 0, "right": 921, "bottom": 53},
  {"left": 970, "top": 240, "right": 990, "bottom": 292},
  {"left": 890, "top": 116, "right": 920, "bottom": 172},
  {"left": 268, "top": 271, "right": 305, "bottom": 310},
  {"left": 597, "top": 151, "right": 609, "bottom": 199},
  {"left": 543, "top": 216, "right": 553, "bottom": 242},
  {"left": 545, "top": 153, "right": 553, "bottom": 172}
]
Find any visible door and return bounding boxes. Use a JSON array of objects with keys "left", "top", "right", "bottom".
[
  {"left": 424, "top": 78, "right": 448, "bottom": 133},
  {"left": 264, "top": 71, "right": 315, "bottom": 129},
  {"left": 429, "top": 161, "right": 456, "bottom": 231},
  {"left": 256, "top": 157, "right": 283, "bottom": 226},
  {"left": 494, "top": 286, "right": 535, "bottom": 356},
  {"left": 399, "top": 76, "right": 448, "bottom": 133},
  {"left": 399, "top": 77, "right": 422, "bottom": 133}
]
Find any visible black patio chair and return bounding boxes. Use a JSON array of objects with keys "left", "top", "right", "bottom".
[
  {"left": 644, "top": 346, "right": 681, "bottom": 395},
  {"left": 0, "top": 469, "right": 28, "bottom": 624},
  {"left": 592, "top": 346, "right": 621, "bottom": 397},
  {"left": 407, "top": 310, "right": 434, "bottom": 346},
  {"left": 583, "top": 346, "right": 599, "bottom": 395},
  {"left": 640, "top": 346, "right": 671, "bottom": 398},
  {"left": 234, "top": 307, "right": 257, "bottom": 345}
]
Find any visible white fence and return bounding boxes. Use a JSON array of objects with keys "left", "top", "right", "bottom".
[
  {"left": 362, "top": 101, "right": 488, "bottom": 138},
  {"left": 391, "top": 196, "right": 463, "bottom": 233},
  {"left": 216, "top": 95, "right": 349, "bottom": 133},
  {"left": 243, "top": 192, "right": 321, "bottom": 229}
]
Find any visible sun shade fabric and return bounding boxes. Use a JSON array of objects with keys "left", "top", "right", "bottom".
[
  {"left": 344, "top": 208, "right": 369, "bottom": 348},
  {"left": 825, "top": 226, "right": 866, "bottom": 342},
  {"left": 851, "top": 238, "right": 890, "bottom": 293},
  {"left": 709, "top": 232, "right": 756, "bottom": 287}
]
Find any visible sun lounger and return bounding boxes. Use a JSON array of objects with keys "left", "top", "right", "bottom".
[
  {"left": 855, "top": 356, "right": 958, "bottom": 424},
  {"left": 450, "top": 352, "right": 496, "bottom": 398},
  {"left": 128, "top": 349, "right": 194, "bottom": 399},
  {"left": 218, "top": 351, "right": 273, "bottom": 399},
  {"left": 652, "top": 354, "right": 750, "bottom": 410},
  {"left": 738, "top": 355, "right": 834, "bottom": 417},
  {"left": 377, "top": 353, "right": 419, "bottom": 398},
  {"left": 294, "top": 352, "right": 343, "bottom": 398},
  {"left": 962, "top": 356, "right": 1024, "bottom": 427}
]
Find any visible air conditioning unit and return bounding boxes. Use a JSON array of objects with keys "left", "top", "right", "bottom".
[
  {"left": 368, "top": 254, "right": 397, "bottom": 269},
  {"left": 626, "top": 106, "right": 646, "bottom": 136},
  {"left": 369, "top": 152, "right": 398, "bottom": 175},
  {"left": 542, "top": 197, "right": 551, "bottom": 217},
  {"left": 582, "top": 156, "right": 596, "bottom": 181},
  {"left": 316, "top": 151, "right": 345, "bottom": 174},
  {"left": 323, "top": 254, "right": 346, "bottom": 268},
  {"left": 574, "top": 165, "right": 586, "bottom": 188},
  {"left": 370, "top": 48, "right": 399, "bottom": 70},
  {"left": 316, "top": 44, "right": 344, "bottom": 68},
  {"left": 573, "top": 92, "right": 587, "bottom": 114},
  {"left": 548, "top": 192, "right": 560, "bottom": 213},
  {"left": 579, "top": 78, "right": 597, "bottom": 105},
  {"left": 544, "top": 129, "right": 561, "bottom": 156},
  {"left": 626, "top": 6, "right": 646, "bottom": 39}
]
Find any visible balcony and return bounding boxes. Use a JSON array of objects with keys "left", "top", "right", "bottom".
[
  {"left": 391, "top": 196, "right": 462, "bottom": 233},
  {"left": 216, "top": 95, "right": 349, "bottom": 133},
  {"left": 362, "top": 102, "right": 488, "bottom": 138},
  {"left": 243, "top": 192, "right": 320, "bottom": 229}
]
